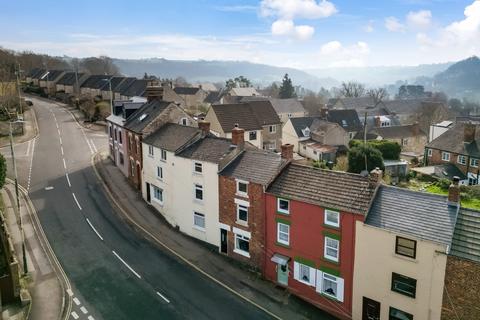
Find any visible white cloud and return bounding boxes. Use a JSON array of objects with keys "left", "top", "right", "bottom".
[
  {"left": 261, "top": 0, "right": 336, "bottom": 40},
  {"left": 260, "top": 0, "right": 337, "bottom": 20},
  {"left": 271, "top": 19, "right": 314, "bottom": 40},
  {"left": 385, "top": 16, "right": 406, "bottom": 32},
  {"left": 416, "top": 0, "right": 480, "bottom": 60},
  {"left": 319, "top": 41, "right": 370, "bottom": 67},
  {"left": 363, "top": 20, "right": 374, "bottom": 33},
  {"left": 407, "top": 10, "right": 432, "bottom": 29}
]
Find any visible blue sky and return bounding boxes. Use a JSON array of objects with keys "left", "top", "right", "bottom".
[{"left": 0, "top": 0, "right": 478, "bottom": 69}]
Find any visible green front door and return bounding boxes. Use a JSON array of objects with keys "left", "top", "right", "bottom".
[{"left": 277, "top": 264, "right": 289, "bottom": 286}]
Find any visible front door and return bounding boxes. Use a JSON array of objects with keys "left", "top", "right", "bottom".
[
  {"left": 277, "top": 263, "right": 289, "bottom": 286},
  {"left": 146, "top": 183, "right": 151, "bottom": 203},
  {"left": 362, "top": 297, "right": 381, "bottom": 320},
  {"left": 220, "top": 229, "right": 227, "bottom": 254}
]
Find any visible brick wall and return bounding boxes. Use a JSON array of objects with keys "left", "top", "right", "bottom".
[
  {"left": 426, "top": 148, "right": 475, "bottom": 175},
  {"left": 218, "top": 176, "right": 266, "bottom": 271},
  {"left": 442, "top": 256, "right": 480, "bottom": 320}
]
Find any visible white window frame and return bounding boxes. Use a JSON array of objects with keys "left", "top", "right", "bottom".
[
  {"left": 193, "top": 211, "right": 205, "bottom": 231},
  {"left": 324, "top": 209, "right": 340, "bottom": 228},
  {"left": 249, "top": 131, "right": 257, "bottom": 141},
  {"left": 194, "top": 184, "right": 203, "bottom": 201},
  {"left": 194, "top": 162, "right": 203, "bottom": 174},
  {"left": 236, "top": 179, "right": 248, "bottom": 197},
  {"left": 181, "top": 117, "right": 188, "bottom": 126},
  {"left": 293, "top": 262, "right": 316, "bottom": 287},
  {"left": 471, "top": 158, "right": 479, "bottom": 168},
  {"left": 269, "top": 125, "right": 276, "bottom": 133},
  {"left": 152, "top": 185, "right": 163, "bottom": 205},
  {"left": 401, "top": 138, "right": 408, "bottom": 146},
  {"left": 157, "top": 166, "right": 163, "bottom": 180},
  {"left": 118, "top": 129, "right": 123, "bottom": 145},
  {"left": 148, "top": 145, "right": 154, "bottom": 157},
  {"left": 427, "top": 148, "right": 432, "bottom": 157},
  {"left": 234, "top": 234, "right": 250, "bottom": 258},
  {"left": 161, "top": 149, "right": 167, "bottom": 161},
  {"left": 315, "top": 271, "right": 344, "bottom": 302},
  {"left": 458, "top": 155, "right": 467, "bottom": 165},
  {"left": 277, "top": 222, "right": 290, "bottom": 246},
  {"left": 236, "top": 204, "right": 248, "bottom": 224},
  {"left": 277, "top": 198, "right": 290, "bottom": 214},
  {"left": 441, "top": 152, "right": 450, "bottom": 162},
  {"left": 324, "top": 237, "right": 339, "bottom": 262}
]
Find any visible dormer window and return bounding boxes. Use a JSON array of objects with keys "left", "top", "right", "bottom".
[
  {"left": 302, "top": 127, "right": 310, "bottom": 137},
  {"left": 341, "top": 120, "right": 347, "bottom": 127}
]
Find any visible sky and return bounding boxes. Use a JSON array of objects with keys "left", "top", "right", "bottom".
[{"left": 0, "top": 0, "right": 479, "bottom": 69}]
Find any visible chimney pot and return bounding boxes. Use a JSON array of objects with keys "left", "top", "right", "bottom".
[
  {"left": 320, "top": 106, "right": 329, "bottom": 120},
  {"left": 369, "top": 167, "right": 383, "bottom": 184},
  {"left": 464, "top": 122, "right": 476, "bottom": 143},
  {"left": 281, "top": 144, "right": 294, "bottom": 161},
  {"left": 232, "top": 124, "right": 245, "bottom": 148},
  {"left": 198, "top": 121, "right": 210, "bottom": 137},
  {"left": 448, "top": 176, "right": 461, "bottom": 207}
]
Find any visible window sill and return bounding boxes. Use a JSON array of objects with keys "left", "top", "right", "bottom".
[
  {"left": 276, "top": 211, "right": 290, "bottom": 216},
  {"left": 276, "top": 242, "right": 290, "bottom": 249},
  {"left": 160, "top": 159, "right": 167, "bottom": 163},
  {"left": 193, "top": 226, "right": 206, "bottom": 233},
  {"left": 391, "top": 290, "right": 415, "bottom": 299},
  {"left": 236, "top": 220, "right": 248, "bottom": 227},
  {"left": 233, "top": 249, "right": 250, "bottom": 258},
  {"left": 323, "top": 224, "right": 340, "bottom": 231},
  {"left": 194, "top": 199, "right": 204, "bottom": 205},
  {"left": 235, "top": 192, "right": 248, "bottom": 199},
  {"left": 322, "top": 257, "right": 339, "bottom": 265},
  {"left": 148, "top": 154, "right": 154, "bottom": 158},
  {"left": 193, "top": 172, "right": 203, "bottom": 176},
  {"left": 393, "top": 253, "right": 417, "bottom": 263},
  {"left": 319, "top": 292, "right": 341, "bottom": 302},
  {"left": 296, "top": 278, "right": 314, "bottom": 287},
  {"left": 153, "top": 199, "right": 164, "bottom": 207}
]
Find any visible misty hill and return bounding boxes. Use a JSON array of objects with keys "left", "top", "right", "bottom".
[
  {"left": 113, "top": 58, "right": 339, "bottom": 90},
  {"left": 433, "top": 56, "right": 480, "bottom": 100},
  {"left": 307, "top": 63, "right": 452, "bottom": 87}
]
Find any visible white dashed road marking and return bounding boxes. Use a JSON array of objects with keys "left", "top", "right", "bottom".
[
  {"left": 63, "top": 158, "right": 67, "bottom": 170},
  {"left": 80, "top": 306, "right": 88, "bottom": 314},
  {"left": 86, "top": 218, "right": 104, "bottom": 241},
  {"left": 71, "top": 311, "right": 79, "bottom": 319},
  {"left": 156, "top": 291, "right": 171, "bottom": 304},
  {"left": 73, "top": 297, "right": 81, "bottom": 306},
  {"left": 67, "top": 289, "right": 73, "bottom": 297},
  {"left": 66, "top": 173, "right": 71, "bottom": 187},
  {"left": 88, "top": 316, "right": 95, "bottom": 320},
  {"left": 72, "top": 193, "right": 82, "bottom": 210},
  {"left": 45, "top": 186, "right": 54, "bottom": 191},
  {"left": 112, "top": 251, "right": 141, "bottom": 279}
]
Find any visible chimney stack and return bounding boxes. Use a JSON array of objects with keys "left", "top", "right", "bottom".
[
  {"left": 281, "top": 144, "right": 294, "bottom": 161},
  {"left": 320, "top": 106, "right": 329, "bottom": 120},
  {"left": 412, "top": 122, "right": 420, "bottom": 136},
  {"left": 448, "top": 176, "right": 460, "bottom": 207},
  {"left": 464, "top": 122, "right": 476, "bottom": 143},
  {"left": 374, "top": 116, "right": 381, "bottom": 128},
  {"left": 145, "top": 80, "right": 164, "bottom": 102},
  {"left": 369, "top": 167, "right": 383, "bottom": 184},
  {"left": 198, "top": 121, "right": 210, "bottom": 137},
  {"left": 231, "top": 124, "right": 245, "bottom": 148}
]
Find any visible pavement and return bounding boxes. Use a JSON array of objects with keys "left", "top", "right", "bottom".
[{"left": 93, "top": 150, "right": 337, "bottom": 319}]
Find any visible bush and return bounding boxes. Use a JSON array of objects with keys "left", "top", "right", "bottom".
[
  {"left": 349, "top": 139, "right": 401, "bottom": 160},
  {"left": 347, "top": 144, "right": 384, "bottom": 174},
  {"left": 436, "top": 178, "right": 451, "bottom": 190}
]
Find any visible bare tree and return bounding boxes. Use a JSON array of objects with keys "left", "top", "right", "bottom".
[
  {"left": 367, "top": 88, "right": 389, "bottom": 104},
  {"left": 412, "top": 101, "right": 452, "bottom": 133},
  {"left": 339, "top": 81, "right": 366, "bottom": 98}
]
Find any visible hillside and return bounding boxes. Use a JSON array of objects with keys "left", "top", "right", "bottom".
[
  {"left": 433, "top": 56, "right": 480, "bottom": 100},
  {"left": 113, "top": 58, "right": 339, "bottom": 91}
]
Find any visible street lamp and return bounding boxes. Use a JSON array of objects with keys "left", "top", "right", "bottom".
[{"left": 8, "top": 118, "right": 28, "bottom": 275}]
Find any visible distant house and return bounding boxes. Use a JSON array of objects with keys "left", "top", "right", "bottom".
[
  {"left": 382, "top": 99, "right": 423, "bottom": 125},
  {"left": 119, "top": 79, "right": 148, "bottom": 100},
  {"left": 29, "top": 69, "right": 47, "bottom": 86},
  {"left": 329, "top": 97, "right": 394, "bottom": 129},
  {"left": 38, "top": 70, "right": 65, "bottom": 95},
  {"left": 205, "top": 101, "right": 282, "bottom": 151},
  {"left": 203, "top": 91, "right": 222, "bottom": 106},
  {"left": 353, "top": 181, "right": 459, "bottom": 320},
  {"left": 228, "top": 87, "right": 260, "bottom": 97},
  {"left": 113, "top": 77, "right": 136, "bottom": 100},
  {"left": 172, "top": 86, "right": 207, "bottom": 111},
  {"left": 282, "top": 117, "right": 316, "bottom": 153},
  {"left": 80, "top": 75, "right": 112, "bottom": 98},
  {"left": 369, "top": 123, "right": 427, "bottom": 156},
  {"left": 218, "top": 130, "right": 289, "bottom": 269},
  {"left": 299, "top": 120, "right": 348, "bottom": 162},
  {"left": 55, "top": 72, "right": 89, "bottom": 95},
  {"left": 123, "top": 90, "right": 195, "bottom": 189},
  {"left": 265, "top": 164, "right": 377, "bottom": 319},
  {"left": 324, "top": 109, "right": 363, "bottom": 140},
  {"left": 429, "top": 120, "right": 453, "bottom": 142},
  {"left": 425, "top": 122, "right": 480, "bottom": 185},
  {"left": 268, "top": 98, "right": 307, "bottom": 123},
  {"left": 100, "top": 77, "right": 128, "bottom": 101},
  {"left": 25, "top": 68, "right": 43, "bottom": 84}
]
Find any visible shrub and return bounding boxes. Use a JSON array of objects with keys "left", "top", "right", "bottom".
[
  {"left": 349, "top": 139, "right": 401, "bottom": 160},
  {"left": 436, "top": 178, "right": 451, "bottom": 190},
  {"left": 347, "top": 144, "right": 384, "bottom": 174}
]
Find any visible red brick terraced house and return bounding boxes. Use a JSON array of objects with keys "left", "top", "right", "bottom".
[
  {"left": 264, "top": 164, "right": 378, "bottom": 320},
  {"left": 218, "top": 126, "right": 290, "bottom": 270}
]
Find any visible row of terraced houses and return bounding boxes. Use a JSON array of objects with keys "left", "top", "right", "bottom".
[{"left": 103, "top": 81, "right": 480, "bottom": 320}]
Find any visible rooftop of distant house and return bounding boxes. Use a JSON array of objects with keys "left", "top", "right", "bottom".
[
  {"left": 123, "top": 99, "right": 172, "bottom": 133},
  {"left": 427, "top": 122, "right": 480, "bottom": 157},
  {"left": 143, "top": 123, "right": 201, "bottom": 152}
]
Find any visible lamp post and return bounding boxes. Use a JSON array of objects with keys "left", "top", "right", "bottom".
[{"left": 8, "top": 118, "right": 27, "bottom": 275}]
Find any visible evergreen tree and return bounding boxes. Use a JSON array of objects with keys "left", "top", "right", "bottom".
[
  {"left": 347, "top": 144, "right": 384, "bottom": 174},
  {"left": 279, "top": 74, "right": 296, "bottom": 99}
]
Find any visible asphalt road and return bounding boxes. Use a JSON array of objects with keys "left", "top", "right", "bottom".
[{"left": 9, "top": 97, "right": 275, "bottom": 320}]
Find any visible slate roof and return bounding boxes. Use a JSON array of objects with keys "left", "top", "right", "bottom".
[
  {"left": 289, "top": 117, "right": 316, "bottom": 138},
  {"left": 123, "top": 100, "right": 171, "bottom": 133},
  {"left": 382, "top": 99, "right": 424, "bottom": 115},
  {"left": 371, "top": 124, "right": 426, "bottom": 139},
  {"left": 204, "top": 91, "right": 221, "bottom": 104},
  {"left": 433, "top": 163, "right": 467, "bottom": 181},
  {"left": 427, "top": 122, "right": 480, "bottom": 157},
  {"left": 31, "top": 69, "right": 47, "bottom": 79},
  {"left": 267, "top": 163, "right": 376, "bottom": 215},
  {"left": 211, "top": 101, "right": 280, "bottom": 132},
  {"left": 327, "top": 109, "right": 363, "bottom": 132},
  {"left": 114, "top": 77, "right": 136, "bottom": 93},
  {"left": 143, "top": 123, "right": 201, "bottom": 152},
  {"left": 174, "top": 87, "right": 200, "bottom": 95},
  {"left": 269, "top": 98, "right": 306, "bottom": 115},
  {"left": 366, "top": 185, "right": 458, "bottom": 246},
  {"left": 107, "top": 77, "right": 127, "bottom": 91},
  {"left": 81, "top": 75, "right": 112, "bottom": 89},
  {"left": 450, "top": 207, "right": 480, "bottom": 262},
  {"left": 229, "top": 87, "right": 260, "bottom": 96},
  {"left": 40, "top": 70, "right": 64, "bottom": 81},
  {"left": 56, "top": 72, "right": 86, "bottom": 86},
  {"left": 178, "top": 137, "right": 235, "bottom": 164},
  {"left": 333, "top": 97, "right": 389, "bottom": 116},
  {"left": 26, "top": 68, "right": 42, "bottom": 77},
  {"left": 121, "top": 79, "right": 148, "bottom": 97},
  {"left": 220, "top": 149, "right": 287, "bottom": 185}
]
